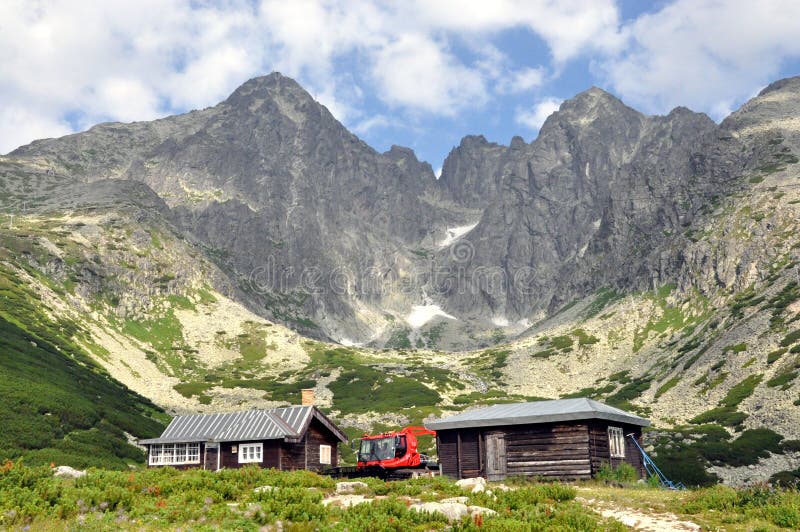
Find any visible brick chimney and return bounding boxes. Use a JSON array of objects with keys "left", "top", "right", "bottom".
[{"left": 301, "top": 388, "right": 315, "bottom": 406}]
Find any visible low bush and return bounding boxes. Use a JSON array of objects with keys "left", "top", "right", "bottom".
[{"left": 596, "top": 462, "right": 639, "bottom": 484}]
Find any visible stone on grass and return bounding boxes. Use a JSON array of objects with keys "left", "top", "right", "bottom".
[
  {"left": 335, "top": 481, "right": 369, "bottom": 494},
  {"left": 53, "top": 466, "right": 86, "bottom": 479},
  {"left": 410, "top": 502, "right": 469, "bottom": 521}
]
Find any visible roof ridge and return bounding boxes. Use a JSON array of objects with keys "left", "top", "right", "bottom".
[{"left": 266, "top": 410, "right": 300, "bottom": 437}]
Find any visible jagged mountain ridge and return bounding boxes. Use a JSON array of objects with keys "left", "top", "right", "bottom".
[
  {"left": 11, "top": 73, "right": 464, "bottom": 342},
  {"left": 6, "top": 73, "right": 800, "bottom": 349}
]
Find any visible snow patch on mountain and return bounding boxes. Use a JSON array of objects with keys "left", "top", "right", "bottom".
[{"left": 406, "top": 305, "right": 457, "bottom": 328}]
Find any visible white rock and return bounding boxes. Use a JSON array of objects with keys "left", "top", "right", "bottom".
[
  {"left": 254, "top": 485, "right": 275, "bottom": 493},
  {"left": 410, "top": 502, "right": 469, "bottom": 521},
  {"left": 440, "top": 496, "right": 469, "bottom": 504},
  {"left": 471, "top": 483, "right": 485, "bottom": 493},
  {"left": 336, "top": 481, "right": 369, "bottom": 494},
  {"left": 455, "top": 477, "right": 486, "bottom": 490},
  {"left": 468, "top": 505, "right": 497, "bottom": 517},
  {"left": 53, "top": 466, "right": 86, "bottom": 479},
  {"left": 322, "top": 494, "right": 372, "bottom": 507}
]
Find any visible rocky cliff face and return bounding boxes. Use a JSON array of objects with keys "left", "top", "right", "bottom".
[
  {"left": 11, "top": 73, "right": 463, "bottom": 342},
  {"left": 7, "top": 73, "right": 800, "bottom": 349},
  {"left": 430, "top": 87, "right": 766, "bottom": 326}
]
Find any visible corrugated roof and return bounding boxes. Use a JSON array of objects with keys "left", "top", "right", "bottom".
[
  {"left": 425, "top": 398, "right": 649, "bottom": 430},
  {"left": 269, "top": 405, "right": 314, "bottom": 434},
  {"left": 140, "top": 405, "right": 347, "bottom": 445}
]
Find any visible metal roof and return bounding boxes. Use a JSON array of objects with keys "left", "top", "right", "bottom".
[
  {"left": 139, "top": 405, "right": 345, "bottom": 445},
  {"left": 425, "top": 398, "right": 650, "bottom": 431}
]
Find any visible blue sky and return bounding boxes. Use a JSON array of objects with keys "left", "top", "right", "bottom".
[{"left": 2, "top": 1, "right": 800, "bottom": 171}]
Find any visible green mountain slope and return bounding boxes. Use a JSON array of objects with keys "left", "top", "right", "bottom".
[{"left": 0, "top": 262, "right": 167, "bottom": 468}]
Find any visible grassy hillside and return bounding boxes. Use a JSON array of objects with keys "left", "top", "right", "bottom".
[
  {"left": 0, "top": 262, "right": 166, "bottom": 468},
  {"left": 1, "top": 179, "right": 799, "bottom": 483}
]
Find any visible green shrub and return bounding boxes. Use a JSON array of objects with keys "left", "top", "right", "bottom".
[
  {"left": 767, "top": 348, "right": 788, "bottom": 364},
  {"left": 550, "top": 335, "right": 574, "bottom": 350},
  {"left": 767, "top": 370, "right": 798, "bottom": 389},
  {"left": 596, "top": 462, "right": 639, "bottom": 483},
  {"left": 780, "top": 329, "right": 800, "bottom": 347},
  {"left": 722, "top": 343, "right": 747, "bottom": 354},
  {"left": 654, "top": 377, "right": 680, "bottom": 399},
  {"left": 781, "top": 439, "right": 800, "bottom": 453}
]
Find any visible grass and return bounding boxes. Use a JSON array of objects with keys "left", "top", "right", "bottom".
[
  {"left": 573, "top": 328, "right": 600, "bottom": 346},
  {"left": 633, "top": 284, "right": 708, "bottom": 353},
  {"left": 0, "top": 265, "right": 166, "bottom": 470},
  {"left": 654, "top": 376, "right": 680, "bottom": 399},
  {"left": 5, "top": 463, "right": 800, "bottom": 530},
  {"left": 768, "top": 347, "right": 788, "bottom": 364},
  {"left": 582, "top": 288, "right": 623, "bottom": 319},
  {"left": 690, "top": 374, "right": 762, "bottom": 427},
  {"left": 0, "top": 464, "right": 634, "bottom": 530},
  {"left": 462, "top": 348, "right": 511, "bottom": 382}
]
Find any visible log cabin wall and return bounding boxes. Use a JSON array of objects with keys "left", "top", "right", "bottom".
[
  {"left": 280, "top": 418, "right": 339, "bottom": 472},
  {"left": 503, "top": 423, "right": 592, "bottom": 480},
  {"left": 459, "top": 430, "right": 481, "bottom": 479},
  {"left": 587, "top": 422, "right": 645, "bottom": 477},
  {"left": 437, "top": 431, "right": 459, "bottom": 478},
  {"left": 220, "top": 440, "right": 281, "bottom": 469},
  {"left": 438, "top": 422, "right": 649, "bottom": 481}
]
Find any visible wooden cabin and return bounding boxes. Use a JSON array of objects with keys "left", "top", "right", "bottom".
[
  {"left": 139, "top": 405, "right": 347, "bottom": 472},
  {"left": 425, "top": 398, "right": 649, "bottom": 481}
]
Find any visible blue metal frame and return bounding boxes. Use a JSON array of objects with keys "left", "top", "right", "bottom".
[{"left": 627, "top": 433, "right": 685, "bottom": 490}]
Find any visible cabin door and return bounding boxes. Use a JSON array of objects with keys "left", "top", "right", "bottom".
[{"left": 484, "top": 432, "right": 507, "bottom": 481}]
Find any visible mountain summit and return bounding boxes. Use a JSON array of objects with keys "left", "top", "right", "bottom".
[{"left": 5, "top": 73, "right": 800, "bottom": 350}]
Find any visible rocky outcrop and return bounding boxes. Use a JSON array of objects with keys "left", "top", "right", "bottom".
[
  {"left": 430, "top": 88, "right": 753, "bottom": 321},
  {"left": 8, "top": 73, "right": 800, "bottom": 347}
]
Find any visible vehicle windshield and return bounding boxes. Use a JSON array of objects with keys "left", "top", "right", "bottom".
[{"left": 358, "top": 436, "right": 396, "bottom": 461}]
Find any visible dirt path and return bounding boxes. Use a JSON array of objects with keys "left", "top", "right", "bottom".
[{"left": 576, "top": 497, "right": 701, "bottom": 531}]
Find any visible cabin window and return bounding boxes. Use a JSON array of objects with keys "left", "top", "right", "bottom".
[
  {"left": 148, "top": 443, "right": 201, "bottom": 465},
  {"left": 320, "top": 444, "right": 332, "bottom": 465},
  {"left": 238, "top": 443, "right": 263, "bottom": 464},
  {"left": 608, "top": 426, "right": 625, "bottom": 458}
]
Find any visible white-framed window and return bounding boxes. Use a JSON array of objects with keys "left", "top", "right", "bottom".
[
  {"left": 608, "top": 426, "right": 625, "bottom": 458},
  {"left": 238, "top": 443, "right": 263, "bottom": 464},
  {"left": 319, "top": 444, "right": 332, "bottom": 465},
  {"left": 148, "top": 443, "right": 201, "bottom": 465}
]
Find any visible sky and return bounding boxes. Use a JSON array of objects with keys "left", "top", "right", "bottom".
[{"left": 2, "top": 1, "right": 800, "bottom": 171}]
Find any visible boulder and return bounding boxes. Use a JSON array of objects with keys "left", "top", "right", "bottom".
[
  {"left": 455, "top": 477, "right": 486, "bottom": 491},
  {"left": 335, "top": 481, "right": 369, "bottom": 494},
  {"left": 52, "top": 466, "right": 86, "bottom": 479},
  {"left": 322, "top": 494, "right": 372, "bottom": 507},
  {"left": 410, "top": 502, "right": 469, "bottom": 521},
  {"left": 468, "top": 505, "right": 498, "bottom": 517}
]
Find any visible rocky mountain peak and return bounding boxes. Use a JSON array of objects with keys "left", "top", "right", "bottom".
[
  {"left": 758, "top": 75, "right": 800, "bottom": 97},
  {"left": 722, "top": 75, "right": 800, "bottom": 138}
]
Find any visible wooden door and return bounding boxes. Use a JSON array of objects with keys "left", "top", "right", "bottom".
[{"left": 485, "top": 432, "right": 507, "bottom": 481}]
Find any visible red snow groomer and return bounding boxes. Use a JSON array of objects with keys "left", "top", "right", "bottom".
[{"left": 327, "top": 426, "right": 439, "bottom": 480}]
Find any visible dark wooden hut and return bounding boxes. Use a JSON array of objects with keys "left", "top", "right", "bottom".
[
  {"left": 425, "top": 398, "right": 649, "bottom": 481},
  {"left": 140, "top": 405, "right": 347, "bottom": 472}
]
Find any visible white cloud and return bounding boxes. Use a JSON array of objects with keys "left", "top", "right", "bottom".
[
  {"left": 407, "top": 0, "right": 623, "bottom": 63},
  {"left": 93, "top": 78, "right": 161, "bottom": 123},
  {"left": 497, "top": 66, "right": 547, "bottom": 94},
  {"left": 516, "top": 97, "right": 563, "bottom": 131},
  {"left": 600, "top": 0, "right": 800, "bottom": 118},
  {"left": 352, "top": 115, "right": 392, "bottom": 135},
  {"left": 3, "top": 0, "right": 800, "bottom": 156},
  {"left": 0, "top": 107, "right": 71, "bottom": 154},
  {"left": 371, "top": 34, "right": 487, "bottom": 115}
]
